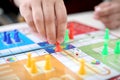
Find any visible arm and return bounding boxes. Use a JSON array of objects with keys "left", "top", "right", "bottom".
[{"left": 13, "top": 0, "right": 67, "bottom": 44}]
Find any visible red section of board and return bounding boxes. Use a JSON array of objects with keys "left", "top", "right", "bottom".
[
  {"left": 67, "top": 21, "right": 99, "bottom": 35},
  {"left": 109, "top": 75, "right": 120, "bottom": 80}
]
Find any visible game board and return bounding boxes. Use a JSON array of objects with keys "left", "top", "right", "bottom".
[{"left": 0, "top": 21, "right": 120, "bottom": 80}]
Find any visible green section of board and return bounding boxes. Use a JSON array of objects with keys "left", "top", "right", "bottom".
[{"left": 79, "top": 39, "right": 120, "bottom": 71}]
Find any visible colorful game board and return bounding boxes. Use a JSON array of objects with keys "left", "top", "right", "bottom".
[{"left": 0, "top": 21, "right": 119, "bottom": 80}]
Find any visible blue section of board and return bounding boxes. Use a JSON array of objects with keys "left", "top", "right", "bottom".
[
  {"left": 38, "top": 42, "right": 54, "bottom": 48},
  {"left": 0, "top": 30, "right": 34, "bottom": 50},
  {"left": 38, "top": 42, "right": 54, "bottom": 53},
  {"left": 38, "top": 42, "right": 75, "bottom": 53},
  {"left": 64, "top": 44, "right": 75, "bottom": 50},
  {"left": 0, "top": 30, "right": 41, "bottom": 57}
]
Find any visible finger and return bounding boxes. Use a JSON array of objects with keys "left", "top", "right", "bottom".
[
  {"left": 55, "top": 1, "right": 67, "bottom": 43},
  {"left": 108, "top": 13, "right": 120, "bottom": 21},
  {"left": 42, "top": 0, "right": 56, "bottom": 44},
  {"left": 95, "top": 2, "right": 120, "bottom": 16},
  {"left": 96, "top": 1, "right": 110, "bottom": 9},
  {"left": 31, "top": 0, "right": 46, "bottom": 40},
  {"left": 109, "top": 20, "right": 120, "bottom": 29},
  {"left": 94, "top": 14, "right": 101, "bottom": 20},
  {"left": 94, "top": 2, "right": 110, "bottom": 20},
  {"left": 95, "top": 16, "right": 109, "bottom": 23},
  {"left": 20, "top": 3, "right": 37, "bottom": 32},
  {"left": 94, "top": 2, "right": 111, "bottom": 15},
  {"left": 96, "top": 16, "right": 112, "bottom": 28},
  {"left": 103, "top": 19, "right": 120, "bottom": 29}
]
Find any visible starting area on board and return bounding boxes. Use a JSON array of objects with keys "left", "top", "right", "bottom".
[
  {"left": 0, "top": 21, "right": 119, "bottom": 80},
  {"left": 0, "top": 30, "right": 41, "bottom": 57}
]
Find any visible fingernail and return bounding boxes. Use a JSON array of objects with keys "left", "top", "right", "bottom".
[
  {"left": 94, "top": 15, "right": 99, "bottom": 19},
  {"left": 58, "top": 37, "right": 64, "bottom": 44},
  {"left": 95, "top": 7, "right": 101, "bottom": 12},
  {"left": 42, "top": 36, "right": 46, "bottom": 41},
  {"left": 48, "top": 40, "right": 55, "bottom": 44},
  {"left": 38, "top": 33, "right": 46, "bottom": 41}
]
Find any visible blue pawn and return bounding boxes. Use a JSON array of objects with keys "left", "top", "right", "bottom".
[
  {"left": 14, "top": 29, "right": 18, "bottom": 33},
  {"left": 6, "top": 33, "right": 12, "bottom": 44},
  {"left": 13, "top": 30, "right": 17, "bottom": 39},
  {"left": 3, "top": 32, "right": 7, "bottom": 42},
  {"left": 14, "top": 31, "right": 20, "bottom": 42}
]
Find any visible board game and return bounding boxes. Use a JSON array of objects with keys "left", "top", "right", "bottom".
[{"left": 0, "top": 21, "right": 120, "bottom": 80}]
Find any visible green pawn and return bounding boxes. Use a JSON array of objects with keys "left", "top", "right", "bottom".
[
  {"left": 104, "top": 28, "right": 109, "bottom": 41},
  {"left": 114, "top": 41, "right": 120, "bottom": 54},
  {"left": 102, "top": 42, "right": 108, "bottom": 56},
  {"left": 64, "top": 29, "right": 70, "bottom": 43}
]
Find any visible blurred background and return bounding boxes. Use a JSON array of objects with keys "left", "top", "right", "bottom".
[{"left": 0, "top": 0, "right": 103, "bottom": 26}]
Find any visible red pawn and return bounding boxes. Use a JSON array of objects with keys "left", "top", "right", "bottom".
[
  {"left": 55, "top": 42, "right": 62, "bottom": 52},
  {"left": 69, "top": 23, "right": 74, "bottom": 39}
]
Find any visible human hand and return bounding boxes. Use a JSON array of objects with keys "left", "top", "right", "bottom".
[
  {"left": 16, "top": 0, "right": 67, "bottom": 44},
  {"left": 94, "top": 1, "right": 120, "bottom": 29}
]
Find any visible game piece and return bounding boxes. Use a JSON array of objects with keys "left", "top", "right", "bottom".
[
  {"left": 14, "top": 30, "right": 20, "bottom": 42},
  {"left": 26, "top": 53, "right": 32, "bottom": 68},
  {"left": 104, "top": 28, "right": 109, "bottom": 41},
  {"left": 114, "top": 41, "right": 120, "bottom": 54},
  {"left": 78, "top": 59, "right": 86, "bottom": 75},
  {"left": 102, "top": 42, "right": 108, "bottom": 56},
  {"left": 64, "top": 29, "right": 70, "bottom": 43},
  {"left": 3, "top": 32, "right": 7, "bottom": 42},
  {"left": 6, "top": 33, "right": 12, "bottom": 44},
  {"left": 31, "top": 59, "right": 38, "bottom": 73},
  {"left": 55, "top": 42, "right": 62, "bottom": 52},
  {"left": 14, "top": 29, "right": 17, "bottom": 32},
  {"left": 44, "top": 54, "right": 52, "bottom": 70},
  {"left": 69, "top": 23, "right": 74, "bottom": 39},
  {"left": 114, "top": 41, "right": 120, "bottom": 61}
]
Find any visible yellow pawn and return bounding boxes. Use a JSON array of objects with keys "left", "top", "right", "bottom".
[
  {"left": 44, "top": 55, "right": 52, "bottom": 70},
  {"left": 31, "top": 59, "right": 38, "bottom": 74},
  {"left": 26, "top": 53, "right": 32, "bottom": 68},
  {"left": 78, "top": 59, "right": 86, "bottom": 75}
]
